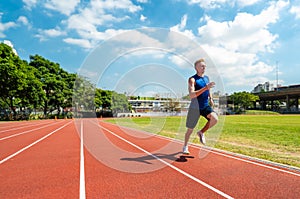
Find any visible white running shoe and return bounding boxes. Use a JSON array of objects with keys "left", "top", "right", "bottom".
[
  {"left": 197, "top": 131, "right": 206, "bottom": 145},
  {"left": 182, "top": 146, "right": 190, "bottom": 154}
]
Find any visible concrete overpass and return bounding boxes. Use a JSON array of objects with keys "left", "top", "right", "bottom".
[{"left": 255, "top": 85, "right": 300, "bottom": 112}]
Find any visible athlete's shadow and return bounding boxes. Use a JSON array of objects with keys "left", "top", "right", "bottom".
[{"left": 120, "top": 152, "right": 194, "bottom": 164}]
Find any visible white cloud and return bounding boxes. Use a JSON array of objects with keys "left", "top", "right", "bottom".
[
  {"left": 23, "top": 0, "right": 38, "bottom": 10},
  {"left": 63, "top": 0, "right": 141, "bottom": 49},
  {"left": 170, "top": 15, "right": 185, "bottom": 32},
  {"left": 175, "top": 1, "right": 288, "bottom": 91},
  {"left": 187, "top": 0, "right": 262, "bottom": 9},
  {"left": 236, "top": 0, "right": 261, "bottom": 7},
  {"left": 140, "top": 14, "right": 147, "bottom": 22},
  {"left": 198, "top": 11, "right": 280, "bottom": 53},
  {"left": 44, "top": 0, "right": 80, "bottom": 16},
  {"left": 64, "top": 28, "right": 128, "bottom": 49},
  {"left": 168, "top": 54, "right": 188, "bottom": 68},
  {"left": 110, "top": 29, "right": 163, "bottom": 49},
  {"left": 187, "top": 0, "right": 228, "bottom": 9},
  {"left": 198, "top": 0, "right": 289, "bottom": 53},
  {"left": 17, "top": 16, "right": 29, "bottom": 26},
  {"left": 36, "top": 28, "right": 67, "bottom": 41},
  {"left": 64, "top": 38, "right": 93, "bottom": 49},
  {"left": 290, "top": 5, "right": 300, "bottom": 19},
  {"left": 0, "top": 14, "right": 16, "bottom": 38},
  {"left": 44, "top": 28, "right": 66, "bottom": 37},
  {"left": 90, "top": 0, "right": 141, "bottom": 13},
  {"left": 170, "top": 14, "right": 195, "bottom": 39}
]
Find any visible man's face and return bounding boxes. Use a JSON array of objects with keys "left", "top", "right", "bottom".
[{"left": 195, "top": 61, "right": 206, "bottom": 73}]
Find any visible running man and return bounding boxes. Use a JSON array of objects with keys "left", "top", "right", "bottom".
[{"left": 183, "top": 58, "right": 218, "bottom": 154}]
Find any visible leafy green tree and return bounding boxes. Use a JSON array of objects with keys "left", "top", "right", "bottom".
[
  {"left": 73, "top": 75, "right": 95, "bottom": 113},
  {"left": 111, "top": 91, "right": 130, "bottom": 114},
  {"left": 29, "top": 54, "right": 75, "bottom": 116},
  {"left": 94, "top": 88, "right": 112, "bottom": 109},
  {"left": 0, "top": 43, "right": 44, "bottom": 117},
  {"left": 17, "top": 63, "right": 45, "bottom": 111},
  {"left": 94, "top": 88, "right": 130, "bottom": 117},
  {"left": 231, "top": 91, "right": 259, "bottom": 111},
  {"left": 62, "top": 73, "right": 77, "bottom": 109}
]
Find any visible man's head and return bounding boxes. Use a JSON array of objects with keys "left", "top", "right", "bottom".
[{"left": 194, "top": 58, "right": 206, "bottom": 74}]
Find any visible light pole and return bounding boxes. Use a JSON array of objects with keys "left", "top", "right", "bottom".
[{"left": 276, "top": 61, "right": 279, "bottom": 90}]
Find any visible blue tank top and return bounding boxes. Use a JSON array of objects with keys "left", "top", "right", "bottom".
[{"left": 189, "top": 74, "right": 210, "bottom": 110}]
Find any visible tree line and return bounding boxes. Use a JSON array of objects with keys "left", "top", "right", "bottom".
[{"left": 0, "top": 43, "right": 129, "bottom": 120}]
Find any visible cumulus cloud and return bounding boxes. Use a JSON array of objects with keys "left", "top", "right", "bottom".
[
  {"left": 63, "top": 0, "right": 141, "bottom": 48},
  {"left": 63, "top": 38, "right": 93, "bottom": 49},
  {"left": 23, "top": 0, "right": 38, "bottom": 10},
  {"left": 140, "top": 14, "right": 147, "bottom": 22},
  {"left": 89, "top": 0, "right": 141, "bottom": 13},
  {"left": 0, "top": 14, "right": 16, "bottom": 38},
  {"left": 174, "top": 1, "right": 288, "bottom": 91},
  {"left": 187, "top": 0, "right": 262, "bottom": 9},
  {"left": 187, "top": 0, "right": 228, "bottom": 9},
  {"left": 290, "top": 5, "right": 300, "bottom": 19},
  {"left": 198, "top": 11, "right": 280, "bottom": 53},
  {"left": 236, "top": 0, "right": 262, "bottom": 7},
  {"left": 17, "top": 16, "right": 29, "bottom": 26},
  {"left": 170, "top": 14, "right": 195, "bottom": 39},
  {"left": 44, "top": 0, "right": 80, "bottom": 16},
  {"left": 36, "top": 28, "right": 67, "bottom": 41}
]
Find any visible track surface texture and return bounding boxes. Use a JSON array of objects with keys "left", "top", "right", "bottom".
[{"left": 0, "top": 119, "right": 299, "bottom": 199}]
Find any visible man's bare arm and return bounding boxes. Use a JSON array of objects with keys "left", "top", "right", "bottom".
[{"left": 188, "top": 77, "right": 215, "bottom": 99}]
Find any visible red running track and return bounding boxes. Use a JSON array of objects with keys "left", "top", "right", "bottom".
[{"left": 0, "top": 119, "right": 299, "bottom": 198}]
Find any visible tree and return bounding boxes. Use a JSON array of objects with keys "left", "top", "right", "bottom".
[
  {"left": 73, "top": 75, "right": 95, "bottom": 113},
  {"left": 0, "top": 43, "right": 44, "bottom": 118},
  {"left": 111, "top": 91, "right": 130, "bottom": 115},
  {"left": 29, "top": 55, "right": 75, "bottom": 116},
  {"left": 94, "top": 88, "right": 130, "bottom": 117},
  {"left": 231, "top": 91, "right": 259, "bottom": 112},
  {"left": 62, "top": 72, "right": 77, "bottom": 109},
  {"left": 17, "top": 63, "right": 45, "bottom": 111},
  {"left": 94, "top": 88, "right": 112, "bottom": 109}
]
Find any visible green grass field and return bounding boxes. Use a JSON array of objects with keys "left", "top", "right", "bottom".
[{"left": 106, "top": 115, "right": 300, "bottom": 168}]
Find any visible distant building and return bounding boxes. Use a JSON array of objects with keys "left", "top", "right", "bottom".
[
  {"left": 254, "top": 84, "right": 300, "bottom": 113},
  {"left": 252, "top": 82, "right": 275, "bottom": 93},
  {"left": 125, "top": 95, "right": 221, "bottom": 116},
  {"left": 128, "top": 99, "right": 190, "bottom": 113}
]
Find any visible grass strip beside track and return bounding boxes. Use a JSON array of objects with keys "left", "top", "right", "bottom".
[{"left": 106, "top": 115, "right": 300, "bottom": 168}]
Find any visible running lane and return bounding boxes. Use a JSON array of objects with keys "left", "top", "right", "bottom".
[
  {"left": 0, "top": 120, "right": 80, "bottom": 198},
  {"left": 0, "top": 120, "right": 67, "bottom": 160}
]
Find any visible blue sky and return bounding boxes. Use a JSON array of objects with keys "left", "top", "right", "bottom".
[{"left": 1, "top": 0, "right": 300, "bottom": 97}]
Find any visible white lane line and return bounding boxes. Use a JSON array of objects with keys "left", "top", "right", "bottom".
[
  {"left": 79, "top": 120, "right": 86, "bottom": 199},
  {"left": 0, "top": 121, "right": 72, "bottom": 165},
  {"left": 99, "top": 124, "right": 234, "bottom": 199},
  {"left": 0, "top": 120, "right": 65, "bottom": 141},
  {"left": 101, "top": 121, "right": 300, "bottom": 177},
  {"left": 0, "top": 121, "right": 55, "bottom": 134}
]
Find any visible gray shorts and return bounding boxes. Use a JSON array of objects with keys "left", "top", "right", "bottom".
[{"left": 186, "top": 106, "right": 214, "bottom": 129}]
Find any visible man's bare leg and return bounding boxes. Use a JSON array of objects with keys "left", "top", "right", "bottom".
[
  {"left": 200, "top": 112, "right": 218, "bottom": 133},
  {"left": 184, "top": 128, "right": 193, "bottom": 147}
]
